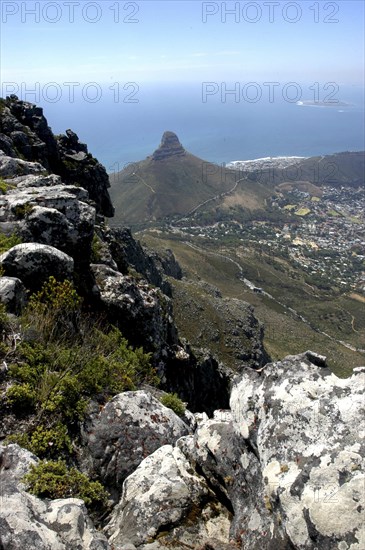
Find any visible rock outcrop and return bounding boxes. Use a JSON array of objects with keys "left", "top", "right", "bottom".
[
  {"left": 79, "top": 391, "right": 190, "bottom": 500},
  {"left": 105, "top": 444, "right": 231, "bottom": 549},
  {"left": 56, "top": 129, "right": 114, "bottom": 217},
  {"left": 0, "top": 243, "right": 74, "bottom": 291},
  {"left": 0, "top": 444, "right": 110, "bottom": 550},
  {"left": 228, "top": 353, "right": 365, "bottom": 549},
  {"left": 0, "top": 96, "right": 114, "bottom": 216},
  {"left": 152, "top": 131, "right": 186, "bottom": 161},
  {"left": 104, "top": 354, "right": 364, "bottom": 549},
  {"left": 101, "top": 226, "right": 179, "bottom": 296},
  {"left": 172, "top": 277, "right": 269, "bottom": 373},
  {"left": 0, "top": 168, "right": 95, "bottom": 259},
  {"left": 90, "top": 264, "right": 177, "bottom": 354}
]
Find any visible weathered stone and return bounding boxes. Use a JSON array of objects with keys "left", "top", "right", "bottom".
[
  {"left": 0, "top": 444, "right": 110, "bottom": 550},
  {"left": 91, "top": 264, "right": 177, "bottom": 352},
  {"left": 103, "top": 227, "right": 173, "bottom": 295},
  {"left": 152, "top": 131, "right": 186, "bottom": 161},
  {"left": 8, "top": 173, "right": 62, "bottom": 188},
  {"left": 0, "top": 179, "right": 95, "bottom": 259},
  {"left": 0, "top": 276, "right": 27, "bottom": 314},
  {"left": 229, "top": 353, "right": 365, "bottom": 549},
  {"left": 1, "top": 96, "right": 114, "bottom": 216},
  {"left": 80, "top": 391, "right": 190, "bottom": 500},
  {"left": 178, "top": 413, "right": 287, "bottom": 549},
  {"left": 56, "top": 129, "right": 114, "bottom": 217},
  {"left": 105, "top": 444, "right": 231, "bottom": 548},
  {"left": 0, "top": 151, "right": 45, "bottom": 178},
  {"left": 0, "top": 243, "right": 74, "bottom": 290}
]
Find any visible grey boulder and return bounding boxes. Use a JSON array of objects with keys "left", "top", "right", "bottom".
[
  {"left": 0, "top": 151, "right": 45, "bottom": 178},
  {"left": 105, "top": 443, "right": 231, "bottom": 549},
  {"left": 0, "top": 243, "right": 74, "bottom": 290},
  {"left": 230, "top": 353, "right": 365, "bottom": 549},
  {"left": 80, "top": 390, "right": 190, "bottom": 500},
  {"left": 91, "top": 264, "right": 177, "bottom": 352},
  {"left": 0, "top": 276, "right": 27, "bottom": 313}
]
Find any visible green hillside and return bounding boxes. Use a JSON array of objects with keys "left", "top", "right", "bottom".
[
  {"left": 110, "top": 133, "right": 364, "bottom": 228},
  {"left": 140, "top": 231, "right": 365, "bottom": 377}
]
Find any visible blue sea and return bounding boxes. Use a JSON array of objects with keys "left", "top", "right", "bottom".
[{"left": 34, "top": 82, "right": 364, "bottom": 173}]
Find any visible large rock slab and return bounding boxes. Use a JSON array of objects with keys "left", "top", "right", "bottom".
[
  {"left": 80, "top": 391, "right": 190, "bottom": 500},
  {"left": 0, "top": 151, "right": 45, "bottom": 177},
  {"left": 0, "top": 444, "right": 110, "bottom": 550},
  {"left": 105, "top": 443, "right": 231, "bottom": 549},
  {"left": 0, "top": 243, "right": 74, "bottom": 290},
  {"left": 178, "top": 413, "right": 289, "bottom": 549},
  {"left": 230, "top": 353, "right": 365, "bottom": 549},
  {"left": 0, "top": 183, "right": 95, "bottom": 258}
]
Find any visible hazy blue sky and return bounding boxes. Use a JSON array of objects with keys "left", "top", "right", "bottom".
[{"left": 1, "top": 0, "right": 364, "bottom": 89}]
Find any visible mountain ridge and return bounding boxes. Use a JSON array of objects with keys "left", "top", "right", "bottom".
[{"left": 110, "top": 131, "right": 364, "bottom": 227}]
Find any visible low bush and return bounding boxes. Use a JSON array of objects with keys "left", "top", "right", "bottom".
[
  {"left": 8, "top": 331, "right": 155, "bottom": 423},
  {"left": 6, "top": 423, "right": 72, "bottom": 460},
  {"left": 160, "top": 392, "right": 186, "bottom": 416},
  {"left": 90, "top": 233, "right": 103, "bottom": 262},
  {"left": 6, "top": 383, "right": 36, "bottom": 413},
  {"left": 23, "top": 460, "right": 108, "bottom": 509},
  {"left": 23, "top": 276, "right": 82, "bottom": 343},
  {"left": 5, "top": 277, "right": 157, "bottom": 466},
  {"left": 9, "top": 278, "right": 156, "bottom": 424},
  {"left": 0, "top": 231, "right": 22, "bottom": 254}
]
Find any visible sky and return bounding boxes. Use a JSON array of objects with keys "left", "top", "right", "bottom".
[
  {"left": 0, "top": 1, "right": 364, "bottom": 166},
  {"left": 0, "top": 0, "right": 364, "bottom": 89}
]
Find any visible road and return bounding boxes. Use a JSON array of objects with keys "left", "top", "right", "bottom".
[{"left": 183, "top": 241, "right": 365, "bottom": 356}]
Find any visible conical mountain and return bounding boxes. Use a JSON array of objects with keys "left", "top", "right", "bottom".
[
  {"left": 152, "top": 131, "right": 186, "bottom": 160},
  {"left": 109, "top": 132, "right": 270, "bottom": 226}
]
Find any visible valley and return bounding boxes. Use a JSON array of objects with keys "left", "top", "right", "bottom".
[{"left": 109, "top": 135, "right": 365, "bottom": 377}]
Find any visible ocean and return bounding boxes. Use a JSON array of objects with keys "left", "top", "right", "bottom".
[{"left": 34, "top": 82, "right": 364, "bottom": 173}]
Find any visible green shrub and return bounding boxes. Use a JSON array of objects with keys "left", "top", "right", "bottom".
[
  {"left": 90, "top": 233, "right": 103, "bottom": 262},
  {"left": 0, "top": 178, "right": 8, "bottom": 194},
  {"left": 0, "top": 178, "right": 17, "bottom": 194},
  {"left": 0, "top": 303, "right": 8, "bottom": 331},
  {"left": 6, "top": 277, "right": 157, "bottom": 454},
  {"left": 8, "top": 325, "right": 155, "bottom": 423},
  {"left": 6, "top": 423, "right": 72, "bottom": 459},
  {"left": 6, "top": 383, "right": 36, "bottom": 412},
  {"left": 28, "top": 276, "right": 81, "bottom": 312},
  {"left": 23, "top": 460, "right": 108, "bottom": 509},
  {"left": 0, "top": 231, "right": 22, "bottom": 254},
  {"left": 24, "top": 276, "right": 82, "bottom": 343},
  {"left": 160, "top": 393, "right": 186, "bottom": 416},
  {"left": 13, "top": 203, "right": 34, "bottom": 219}
]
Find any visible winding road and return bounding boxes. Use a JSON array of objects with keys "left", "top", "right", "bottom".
[{"left": 183, "top": 241, "right": 365, "bottom": 355}]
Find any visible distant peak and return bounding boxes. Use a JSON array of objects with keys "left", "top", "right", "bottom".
[{"left": 152, "top": 131, "right": 186, "bottom": 161}]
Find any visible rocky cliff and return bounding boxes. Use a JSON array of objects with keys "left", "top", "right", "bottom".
[
  {"left": 152, "top": 131, "right": 186, "bottom": 161},
  {"left": 0, "top": 99, "right": 363, "bottom": 550},
  {"left": 0, "top": 96, "right": 114, "bottom": 216}
]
